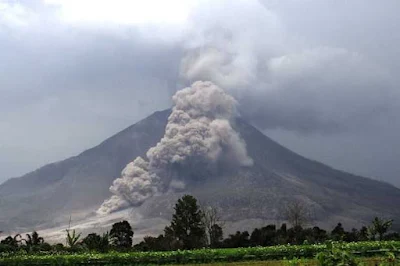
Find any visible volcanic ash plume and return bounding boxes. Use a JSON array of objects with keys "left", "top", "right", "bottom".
[
  {"left": 97, "top": 157, "right": 160, "bottom": 214},
  {"left": 98, "top": 81, "right": 252, "bottom": 214}
]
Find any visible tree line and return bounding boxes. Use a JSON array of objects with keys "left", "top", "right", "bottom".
[{"left": 0, "top": 195, "right": 398, "bottom": 253}]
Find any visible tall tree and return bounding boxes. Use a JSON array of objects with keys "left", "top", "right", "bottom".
[
  {"left": 331, "top": 223, "right": 346, "bottom": 241},
  {"left": 110, "top": 221, "right": 134, "bottom": 249},
  {"left": 250, "top": 225, "right": 277, "bottom": 246},
  {"left": 82, "top": 232, "right": 109, "bottom": 252},
  {"left": 369, "top": 217, "right": 393, "bottom": 241},
  {"left": 0, "top": 234, "right": 21, "bottom": 248},
  {"left": 276, "top": 223, "right": 288, "bottom": 244},
  {"left": 311, "top": 226, "right": 328, "bottom": 243},
  {"left": 202, "top": 206, "right": 224, "bottom": 248},
  {"left": 358, "top": 226, "right": 369, "bottom": 241},
  {"left": 283, "top": 200, "right": 310, "bottom": 228},
  {"left": 23, "top": 231, "right": 44, "bottom": 250},
  {"left": 25, "top": 231, "right": 44, "bottom": 246},
  {"left": 209, "top": 224, "right": 223, "bottom": 248},
  {"left": 168, "top": 195, "right": 206, "bottom": 249}
]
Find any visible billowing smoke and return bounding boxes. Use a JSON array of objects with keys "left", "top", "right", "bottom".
[
  {"left": 98, "top": 81, "right": 252, "bottom": 214},
  {"left": 178, "top": 0, "right": 395, "bottom": 134},
  {"left": 98, "top": 157, "right": 160, "bottom": 214}
]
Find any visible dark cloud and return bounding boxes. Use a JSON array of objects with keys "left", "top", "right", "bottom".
[{"left": 1, "top": 0, "right": 400, "bottom": 187}]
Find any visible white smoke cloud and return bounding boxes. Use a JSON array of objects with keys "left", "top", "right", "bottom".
[
  {"left": 98, "top": 81, "right": 252, "bottom": 214},
  {"left": 179, "top": 0, "right": 396, "bottom": 134}
]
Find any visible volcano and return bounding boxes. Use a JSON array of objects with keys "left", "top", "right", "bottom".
[{"left": 1, "top": 109, "right": 400, "bottom": 237}]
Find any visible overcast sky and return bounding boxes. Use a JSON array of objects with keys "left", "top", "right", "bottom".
[{"left": 1, "top": 0, "right": 400, "bottom": 187}]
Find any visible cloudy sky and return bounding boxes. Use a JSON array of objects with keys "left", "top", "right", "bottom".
[{"left": 1, "top": 0, "right": 400, "bottom": 187}]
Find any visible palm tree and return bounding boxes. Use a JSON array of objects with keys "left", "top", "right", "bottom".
[
  {"left": 23, "top": 231, "right": 44, "bottom": 247},
  {"left": 65, "top": 215, "right": 82, "bottom": 248},
  {"left": 66, "top": 229, "right": 81, "bottom": 248},
  {"left": 0, "top": 234, "right": 22, "bottom": 248},
  {"left": 369, "top": 217, "right": 393, "bottom": 241}
]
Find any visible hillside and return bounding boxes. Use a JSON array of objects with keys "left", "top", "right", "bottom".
[{"left": 0, "top": 109, "right": 399, "bottom": 233}]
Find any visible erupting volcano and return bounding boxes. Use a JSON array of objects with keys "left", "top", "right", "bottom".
[{"left": 98, "top": 81, "right": 252, "bottom": 214}]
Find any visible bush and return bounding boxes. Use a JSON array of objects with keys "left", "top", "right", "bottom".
[{"left": 316, "top": 242, "right": 358, "bottom": 266}]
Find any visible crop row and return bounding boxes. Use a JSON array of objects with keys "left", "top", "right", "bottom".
[{"left": 0, "top": 241, "right": 399, "bottom": 265}]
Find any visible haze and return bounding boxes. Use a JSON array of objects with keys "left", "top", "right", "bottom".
[{"left": 1, "top": 0, "right": 400, "bottom": 187}]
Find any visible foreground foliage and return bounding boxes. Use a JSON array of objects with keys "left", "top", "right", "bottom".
[{"left": 0, "top": 241, "right": 399, "bottom": 265}]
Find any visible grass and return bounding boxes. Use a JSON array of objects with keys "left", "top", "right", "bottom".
[{"left": 171, "top": 257, "right": 391, "bottom": 265}]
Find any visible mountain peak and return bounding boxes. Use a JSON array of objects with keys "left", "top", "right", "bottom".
[{"left": 0, "top": 108, "right": 399, "bottom": 233}]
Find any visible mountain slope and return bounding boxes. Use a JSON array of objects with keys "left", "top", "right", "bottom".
[{"left": 1, "top": 109, "right": 399, "bottom": 232}]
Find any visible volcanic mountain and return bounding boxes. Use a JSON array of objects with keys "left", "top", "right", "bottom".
[{"left": 1, "top": 109, "right": 400, "bottom": 236}]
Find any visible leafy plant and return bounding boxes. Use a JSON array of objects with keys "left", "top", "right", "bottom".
[
  {"left": 23, "top": 231, "right": 44, "bottom": 247},
  {"left": 0, "top": 234, "right": 22, "bottom": 248},
  {"left": 65, "top": 229, "right": 81, "bottom": 248},
  {"left": 316, "top": 241, "right": 359, "bottom": 266},
  {"left": 378, "top": 245, "right": 400, "bottom": 266}
]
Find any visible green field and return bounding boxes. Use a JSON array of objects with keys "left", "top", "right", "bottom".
[
  {"left": 0, "top": 241, "right": 399, "bottom": 265},
  {"left": 0, "top": 257, "right": 393, "bottom": 266},
  {"left": 172, "top": 259, "right": 394, "bottom": 266}
]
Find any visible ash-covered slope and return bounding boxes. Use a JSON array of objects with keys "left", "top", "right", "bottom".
[
  {"left": 0, "top": 110, "right": 168, "bottom": 231},
  {"left": 1, "top": 109, "right": 400, "bottom": 232}
]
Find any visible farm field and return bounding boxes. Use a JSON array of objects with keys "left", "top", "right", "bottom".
[
  {"left": 1, "top": 241, "right": 399, "bottom": 265},
  {"left": 0, "top": 257, "right": 393, "bottom": 266},
  {"left": 172, "top": 259, "right": 394, "bottom": 266}
]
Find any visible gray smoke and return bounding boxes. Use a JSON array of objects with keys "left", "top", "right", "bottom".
[
  {"left": 179, "top": 0, "right": 396, "bottom": 134},
  {"left": 97, "top": 157, "right": 160, "bottom": 214},
  {"left": 98, "top": 81, "right": 252, "bottom": 214}
]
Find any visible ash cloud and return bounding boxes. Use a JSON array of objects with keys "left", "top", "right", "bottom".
[
  {"left": 179, "top": 0, "right": 398, "bottom": 134},
  {"left": 2, "top": 0, "right": 400, "bottom": 188},
  {"left": 98, "top": 81, "right": 252, "bottom": 214}
]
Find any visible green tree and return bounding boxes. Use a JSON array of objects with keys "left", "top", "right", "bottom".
[
  {"left": 287, "top": 225, "right": 304, "bottom": 245},
  {"left": 311, "top": 226, "right": 328, "bottom": 243},
  {"left": 369, "top": 217, "right": 393, "bottom": 241},
  {"left": 24, "top": 231, "right": 44, "bottom": 247},
  {"left": 82, "top": 232, "right": 109, "bottom": 252},
  {"left": 66, "top": 229, "right": 81, "bottom": 248},
  {"left": 358, "top": 226, "right": 369, "bottom": 241},
  {"left": 223, "top": 231, "right": 250, "bottom": 248},
  {"left": 202, "top": 206, "right": 224, "bottom": 248},
  {"left": 331, "top": 223, "right": 345, "bottom": 241},
  {"left": 250, "top": 224, "right": 277, "bottom": 246},
  {"left": 52, "top": 243, "right": 65, "bottom": 252},
  {"left": 82, "top": 233, "right": 101, "bottom": 250},
  {"left": 167, "top": 195, "right": 206, "bottom": 249},
  {"left": 110, "top": 221, "right": 134, "bottom": 249},
  {"left": 0, "top": 234, "right": 21, "bottom": 248},
  {"left": 134, "top": 234, "right": 172, "bottom": 251},
  {"left": 209, "top": 224, "right": 223, "bottom": 248},
  {"left": 23, "top": 231, "right": 44, "bottom": 251},
  {"left": 276, "top": 223, "right": 288, "bottom": 244}
]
